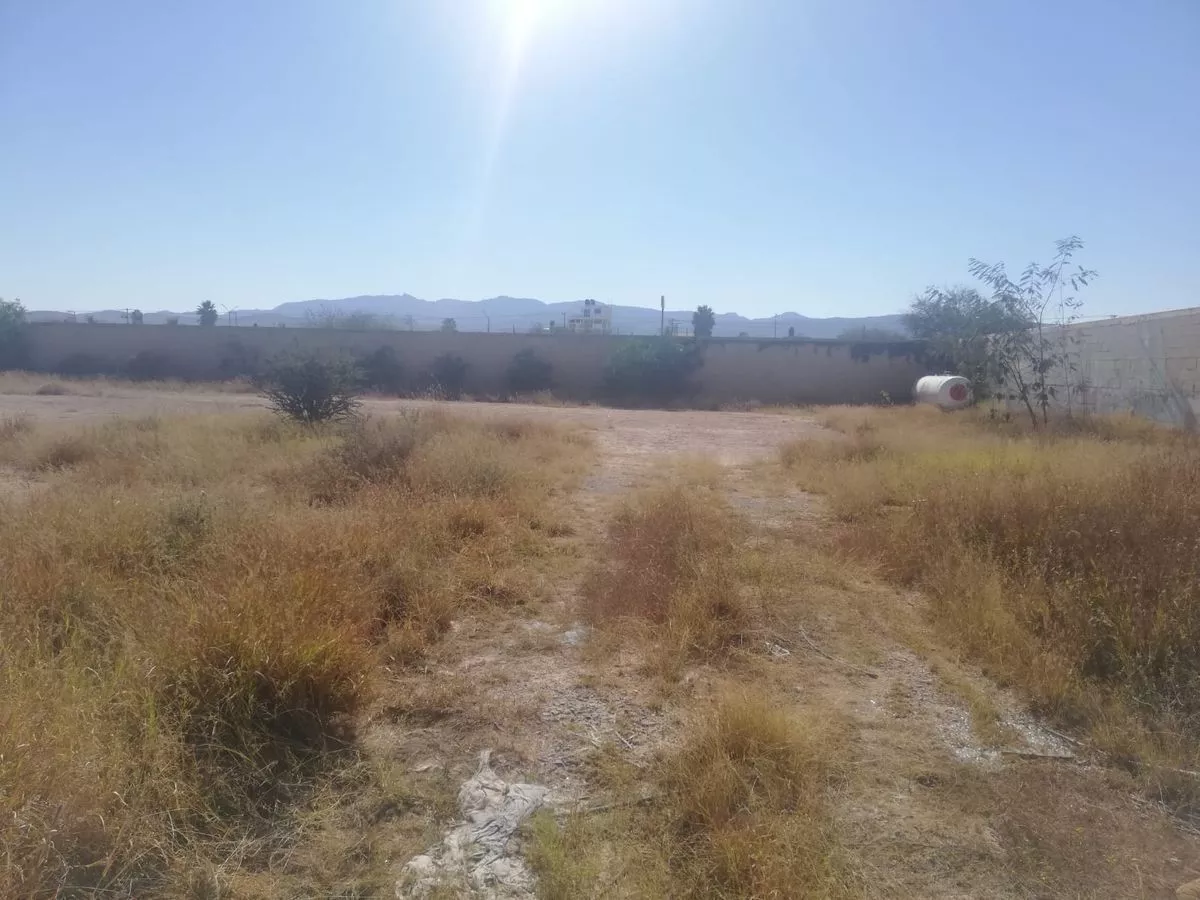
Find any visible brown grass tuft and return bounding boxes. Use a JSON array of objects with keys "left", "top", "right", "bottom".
[
  {"left": 582, "top": 485, "right": 750, "bottom": 673},
  {"left": 659, "top": 690, "right": 854, "bottom": 897}
]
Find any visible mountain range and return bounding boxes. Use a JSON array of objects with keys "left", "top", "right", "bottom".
[{"left": 28, "top": 294, "right": 908, "bottom": 339}]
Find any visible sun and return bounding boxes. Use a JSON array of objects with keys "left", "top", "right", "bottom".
[{"left": 496, "top": 0, "right": 562, "bottom": 53}]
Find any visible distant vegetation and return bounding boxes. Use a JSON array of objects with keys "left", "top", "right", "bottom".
[
  {"left": 692, "top": 304, "right": 715, "bottom": 338},
  {"left": 196, "top": 300, "right": 219, "bottom": 326},
  {"left": 0, "top": 297, "right": 28, "bottom": 369},
  {"left": 836, "top": 325, "right": 907, "bottom": 341},
  {"left": 603, "top": 337, "right": 704, "bottom": 406},
  {"left": 429, "top": 352, "right": 468, "bottom": 399},
  {"left": 506, "top": 348, "right": 554, "bottom": 394}
]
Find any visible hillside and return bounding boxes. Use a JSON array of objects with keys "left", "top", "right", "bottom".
[{"left": 28, "top": 294, "right": 908, "bottom": 338}]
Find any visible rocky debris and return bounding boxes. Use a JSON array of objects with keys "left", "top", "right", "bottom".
[{"left": 397, "top": 750, "right": 549, "bottom": 899}]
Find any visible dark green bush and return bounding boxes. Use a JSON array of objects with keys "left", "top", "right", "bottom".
[
  {"left": 258, "top": 353, "right": 361, "bottom": 424},
  {"left": 218, "top": 340, "right": 263, "bottom": 379},
  {"left": 430, "top": 353, "right": 469, "bottom": 400},
  {"left": 506, "top": 348, "right": 553, "bottom": 394},
  {"left": 125, "top": 350, "right": 175, "bottom": 381},
  {"left": 358, "top": 345, "right": 405, "bottom": 394},
  {"left": 56, "top": 352, "right": 112, "bottom": 377},
  {"left": 603, "top": 338, "right": 704, "bottom": 406}
]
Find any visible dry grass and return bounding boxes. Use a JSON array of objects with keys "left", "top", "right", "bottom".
[
  {"left": 0, "top": 370, "right": 256, "bottom": 396},
  {"left": 777, "top": 405, "right": 1200, "bottom": 800},
  {"left": 527, "top": 690, "right": 856, "bottom": 899},
  {"left": 581, "top": 484, "right": 751, "bottom": 677},
  {"left": 0, "top": 408, "right": 589, "bottom": 897}
]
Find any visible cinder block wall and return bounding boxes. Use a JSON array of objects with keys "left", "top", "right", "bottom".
[
  {"left": 1045, "top": 308, "right": 1200, "bottom": 426},
  {"left": 23, "top": 323, "right": 931, "bottom": 406}
]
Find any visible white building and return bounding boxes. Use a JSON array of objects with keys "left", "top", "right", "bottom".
[{"left": 566, "top": 298, "right": 612, "bottom": 334}]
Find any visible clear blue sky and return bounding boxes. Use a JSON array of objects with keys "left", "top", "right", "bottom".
[{"left": 2, "top": 0, "right": 1197, "bottom": 318}]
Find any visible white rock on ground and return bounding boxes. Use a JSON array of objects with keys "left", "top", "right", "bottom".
[{"left": 397, "top": 750, "right": 550, "bottom": 899}]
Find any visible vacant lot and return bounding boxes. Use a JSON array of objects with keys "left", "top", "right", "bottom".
[{"left": 2, "top": 379, "right": 1198, "bottom": 898}]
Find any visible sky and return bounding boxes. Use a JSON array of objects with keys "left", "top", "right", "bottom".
[{"left": 1, "top": 0, "right": 1197, "bottom": 319}]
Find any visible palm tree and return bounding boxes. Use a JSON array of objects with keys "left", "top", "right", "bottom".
[{"left": 197, "top": 300, "right": 219, "bottom": 326}]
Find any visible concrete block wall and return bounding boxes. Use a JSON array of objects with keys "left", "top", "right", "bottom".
[
  {"left": 1049, "top": 307, "right": 1200, "bottom": 426},
  {"left": 22, "top": 323, "right": 931, "bottom": 406}
]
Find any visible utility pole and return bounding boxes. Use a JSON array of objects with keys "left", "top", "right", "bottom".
[
  {"left": 660, "top": 295, "right": 665, "bottom": 336},
  {"left": 773, "top": 314, "right": 778, "bottom": 339},
  {"left": 562, "top": 312, "right": 567, "bottom": 330},
  {"left": 485, "top": 312, "right": 491, "bottom": 333}
]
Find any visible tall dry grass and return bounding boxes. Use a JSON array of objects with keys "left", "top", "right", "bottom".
[
  {"left": 0, "top": 408, "right": 588, "bottom": 897},
  {"left": 0, "top": 370, "right": 257, "bottom": 396},
  {"left": 527, "top": 690, "right": 856, "bottom": 899},
  {"left": 779, "top": 406, "right": 1200, "bottom": 794},
  {"left": 581, "top": 484, "right": 751, "bottom": 676}
]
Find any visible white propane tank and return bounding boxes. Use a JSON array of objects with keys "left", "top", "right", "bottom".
[{"left": 914, "top": 375, "right": 973, "bottom": 410}]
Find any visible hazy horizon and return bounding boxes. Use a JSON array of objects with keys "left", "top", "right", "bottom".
[{"left": 2, "top": 1, "right": 1197, "bottom": 317}]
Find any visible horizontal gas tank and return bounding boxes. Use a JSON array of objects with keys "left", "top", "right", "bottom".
[{"left": 914, "top": 375, "right": 973, "bottom": 410}]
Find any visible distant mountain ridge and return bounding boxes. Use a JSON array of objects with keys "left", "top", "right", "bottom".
[{"left": 28, "top": 293, "right": 908, "bottom": 339}]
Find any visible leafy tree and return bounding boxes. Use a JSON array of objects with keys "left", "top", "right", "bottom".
[
  {"left": 130, "top": 309, "right": 144, "bottom": 325},
  {"left": 788, "top": 326, "right": 795, "bottom": 338},
  {"left": 908, "top": 238, "right": 1095, "bottom": 426},
  {"left": 258, "top": 353, "right": 361, "bottom": 423},
  {"left": 836, "top": 325, "right": 906, "bottom": 341},
  {"left": 603, "top": 338, "right": 704, "bottom": 406},
  {"left": 197, "top": 300, "right": 219, "bottom": 326},
  {"left": 440, "top": 318, "right": 458, "bottom": 333},
  {"left": 692, "top": 305, "right": 716, "bottom": 338},
  {"left": 968, "top": 236, "right": 1095, "bottom": 425},
  {"left": 0, "top": 297, "right": 28, "bottom": 368},
  {"left": 906, "top": 285, "right": 1028, "bottom": 399}
]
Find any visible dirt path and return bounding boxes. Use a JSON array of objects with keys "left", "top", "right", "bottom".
[
  {"left": 389, "top": 405, "right": 828, "bottom": 897},
  {"left": 382, "top": 401, "right": 1199, "bottom": 899}
]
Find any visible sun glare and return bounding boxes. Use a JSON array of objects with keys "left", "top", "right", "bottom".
[{"left": 496, "top": 0, "right": 565, "bottom": 54}]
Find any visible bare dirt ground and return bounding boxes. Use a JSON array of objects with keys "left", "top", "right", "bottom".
[{"left": 8, "top": 389, "right": 1200, "bottom": 897}]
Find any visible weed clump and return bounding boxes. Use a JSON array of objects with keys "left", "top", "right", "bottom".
[{"left": 583, "top": 485, "right": 749, "bottom": 672}]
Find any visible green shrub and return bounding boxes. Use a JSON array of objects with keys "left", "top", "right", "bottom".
[
  {"left": 506, "top": 348, "right": 554, "bottom": 394},
  {"left": 430, "top": 353, "right": 469, "bottom": 400},
  {"left": 56, "top": 352, "right": 111, "bottom": 377},
  {"left": 258, "top": 354, "right": 361, "bottom": 424},
  {"left": 603, "top": 338, "right": 704, "bottom": 406},
  {"left": 125, "top": 350, "right": 175, "bottom": 381},
  {"left": 358, "top": 345, "right": 406, "bottom": 394}
]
